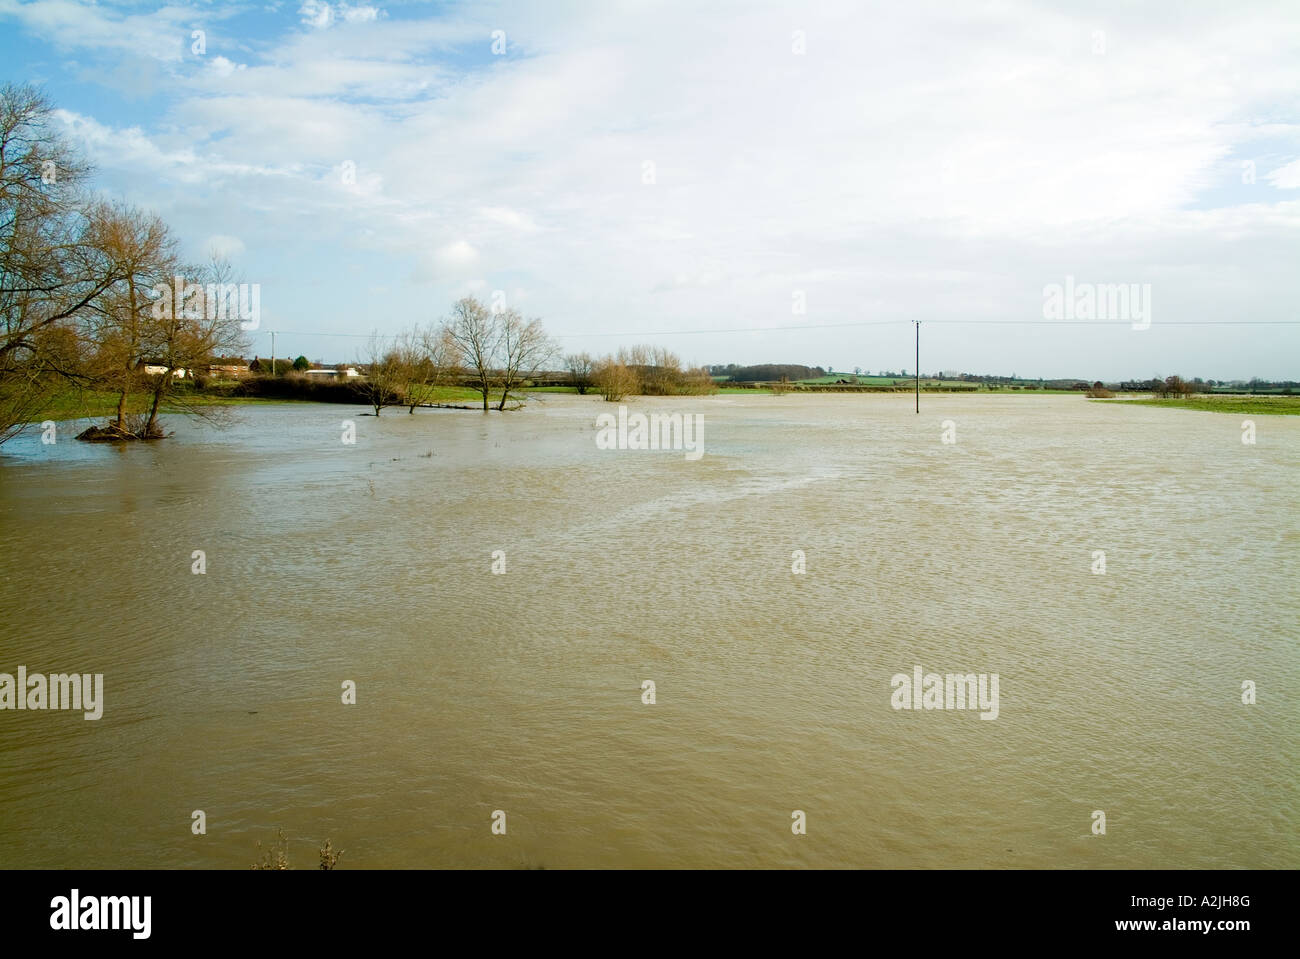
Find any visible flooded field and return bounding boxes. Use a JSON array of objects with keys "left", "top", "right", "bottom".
[{"left": 0, "top": 393, "right": 1295, "bottom": 868}]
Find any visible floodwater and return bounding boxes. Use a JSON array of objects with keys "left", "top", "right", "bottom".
[{"left": 0, "top": 393, "right": 1296, "bottom": 869}]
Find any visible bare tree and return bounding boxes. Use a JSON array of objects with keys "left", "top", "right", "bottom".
[
  {"left": 445, "top": 296, "right": 498, "bottom": 411},
  {"left": 138, "top": 252, "right": 249, "bottom": 435},
  {"left": 565, "top": 352, "right": 594, "bottom": 394},
  {"left": 80, "top": 203, "right": 179, "bottom": 439},
  {"left": 2, "top": 86, "right": 251, "bottom": 444},
  {"left": 396, "top": 323, "right": 456, "bottom": 413},
  {"left": 357, "top": 332, "right": 402, "bottom": 415},
  {"left": 0, "top": 83, "right": 118, "bottom": 442},
  {"left": 495, "top": 308, "right": 556, "bottom": 410}
]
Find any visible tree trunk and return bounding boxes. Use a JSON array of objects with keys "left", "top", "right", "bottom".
[
  {"left": 113, "top": 386, "right": 128, "bottom": 432},
  {"left": 114, "top": 275, "right": 140, "bottom": 432},
  {"left": 144, "top": 378, "right": 165, "bottom": 435}
]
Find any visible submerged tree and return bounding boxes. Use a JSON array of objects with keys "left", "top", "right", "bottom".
[
  {"left": 445, "top": 296, "right": 499, "bottom": 412},
  {"left": 395, "top": 323, "right": 457, "bottom": 413},
  {"left": 356, "top": 331, "right": 403, "bottom": 415},
  {"left": 137, "top": 252, "right": 248, "bottom": 436},
  {"left": 441, "top": 296, "right": 556, "bottom": 411},
  {"left": 593, "top": 357, "right": 637, "bottom": 401},
  {"left": 78, "top": 204, "right": 179, "bottom": 439},
  {"left": 494, "top": 307, "right": 556, "bottom": 410}
]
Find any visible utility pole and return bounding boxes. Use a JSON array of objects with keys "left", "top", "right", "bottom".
[
  {"left": 270, "top": 331, "right": 276, "bottom": 376},
  {"left": 914, "top": 320, "right": 920, "bottom": 413}
]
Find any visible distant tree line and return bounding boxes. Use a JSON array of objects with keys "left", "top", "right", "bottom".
[
  {"left": 709, "top": 363, "right": 825, "bottom": 382},
  {"left": 1116, "top": 375, "right": 1297, "bottom": 394}
]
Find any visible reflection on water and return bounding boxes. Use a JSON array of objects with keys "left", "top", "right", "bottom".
[{"left": 1, "top": 394, "right": 1296, "bottom": 868}]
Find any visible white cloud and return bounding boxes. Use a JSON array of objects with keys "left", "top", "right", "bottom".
[
  {"left": 0, "top": 0, "right": 235, "bottom": 63},
  {"left": 205, "top": 235, "right": 247, "bottom": 259},
  {"left": 479, "top": 207, "right": 540, "bottom": 233},
  {"left": 299, "top": 1, "right": 333, "bottom": 29},
  {"left": 299, "top": 2, "right": 384, "bottom": 30},
  {"left": 208, "top": 56, "right": 247, "bottom": 78},
  {"left": 434, "top": 240, "right": 478, "bottom": 268},
  {"left": 1266, "top": 158, "right": 1300, "bottom": 189},
  {"left": 53, "top": 110, "right": 290, "bottom": 185},
  {"left": 340, "top": 5, "right": 382, "bottom": 25}
]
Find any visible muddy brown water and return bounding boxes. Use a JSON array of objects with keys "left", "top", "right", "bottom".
[{"left": 0, "top": 394, "right": 1295, "bottom": 868}]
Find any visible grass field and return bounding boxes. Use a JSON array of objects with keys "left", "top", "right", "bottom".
[
  {"left": 28, "top": 385, "right": 493, "bottom": 422},
  {"left": 1097, "top": 395, "right": 1300, "bottom": 415},
  {"left": 417, "top": 386, "right": 495, "bottom": 404},
  {"left": 35, "top": 390, "right": 299, "bottom": 421}
]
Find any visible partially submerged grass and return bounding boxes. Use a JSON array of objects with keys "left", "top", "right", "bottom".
[
  {"left": 418, "top": 385, "right": 491, "bottom": 404},
  {"left": 27, "top": 383, "right": 495, "bottom": 424},
  {"left": 33, "top": 389, "right": 302, "bottom": 423},
  {"left": 1097, "top": 395, "right": 1300, "bottom": 415},
  {"left": 251, "top": 827, "right": 344, "bottom": 870}
]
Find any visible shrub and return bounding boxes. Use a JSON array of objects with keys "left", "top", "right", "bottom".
[{"left": 594, "top": 359, "right": 637, "bottom": 402}]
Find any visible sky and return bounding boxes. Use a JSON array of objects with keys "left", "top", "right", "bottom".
[{"left": 1, "top": 0, "right": 1297, "bottom": 379}]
